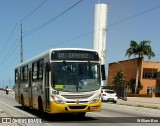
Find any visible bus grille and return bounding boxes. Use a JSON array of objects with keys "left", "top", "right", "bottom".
[
  {"left": 68, "top": 105, "right": 87, "bottom": 110},
  {"left": 66, "top": 101, "right": 88, "bottom": 103},
  {"left": 62, "top": 95, "right": 92, "bottom": 99}
]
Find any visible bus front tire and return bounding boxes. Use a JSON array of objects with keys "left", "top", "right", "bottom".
[{"left": 38, "top": 98, "right": 45, "bottom": 118}]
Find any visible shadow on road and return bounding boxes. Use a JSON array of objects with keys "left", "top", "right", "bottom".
[{"left": 14, "top": 106, "right": 98, "bottom": 123}]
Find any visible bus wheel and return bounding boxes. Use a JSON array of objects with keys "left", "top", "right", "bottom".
[
  {"left": 21, "top": 95, "right": 26, "bottom": 110},
  {"left": 38, "top": 98, "right": 45, "bottom": 118}
]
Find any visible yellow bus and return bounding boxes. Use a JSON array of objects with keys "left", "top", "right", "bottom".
[{"left": 15, "top": 48, "right": 102, "bottom": 117}]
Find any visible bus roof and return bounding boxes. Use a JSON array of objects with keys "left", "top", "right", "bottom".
[{"left": 49, "top": 48, "right": 98, "bottom": 52}]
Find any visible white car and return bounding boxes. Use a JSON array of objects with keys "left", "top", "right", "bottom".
[{"left": 101, "top": 89, "right": 117, "bottom": 103}]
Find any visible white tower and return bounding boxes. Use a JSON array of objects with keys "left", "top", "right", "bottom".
[{"left": 93, "top": 3, "right": 108, "bottom": 86}]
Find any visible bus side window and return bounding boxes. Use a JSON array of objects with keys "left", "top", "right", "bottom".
[
  {"left": 24, "top": 65, "right": 28, "bottom": 82},
  {"left": 32, "top": 62, "right": 38, "bottom": 81},
  {"left": 20, "top": 67, "right": 24, "bottom": 82},
  {"left": 38, "top": 59, "right": 44, "bottom": 81},
  {"left": 15, "top": 69, "right": 18, "bottom": 83}
]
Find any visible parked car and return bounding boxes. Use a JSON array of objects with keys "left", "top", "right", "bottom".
[{"left": 101, "top": 89, "right": 117, "bottom": 103}]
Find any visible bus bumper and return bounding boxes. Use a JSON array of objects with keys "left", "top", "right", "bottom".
[{"left": 49, "top": 100, "right": 101, "bottom": 114}]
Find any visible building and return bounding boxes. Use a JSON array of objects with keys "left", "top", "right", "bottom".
[{"left": 107, "top": 58, "right": 160, "bottom": 97}]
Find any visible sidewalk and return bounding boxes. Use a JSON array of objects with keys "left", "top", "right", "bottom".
[
  {"left": 117, "top": 97, "right": 160, "bottom": 108},
  {"left": 0, "top": 108, "right": 20, "bottom": 126}
]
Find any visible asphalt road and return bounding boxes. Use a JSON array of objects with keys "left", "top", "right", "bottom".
[{"left": 0, "top": 91, "right": 160, "bottom": 126}]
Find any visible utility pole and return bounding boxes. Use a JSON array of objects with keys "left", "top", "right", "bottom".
[{"left": 20, "top": 23, "right": 23, "bottom": 63}]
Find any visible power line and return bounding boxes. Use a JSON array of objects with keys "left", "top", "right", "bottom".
[
  {"left": 0, "top": 23, "right": 18, "bottom": 58},
  {"left": 19, "top": 0, "right": 48, "bottom": 22},
  {"left": 24, "top": 0, "right": 84, "bottom": 37},
  {"left": 0, "top": 0, "right": 84, "bottom": 63},
  {"left": 24, "top": 3, "right": 160, "bottom": 53},
  {"left": 108, "top": 4, "right": 160, "bottom": 27},
  {"left": 0, "top": 0, "right": 48, "bottom": 64},
  {"left": 0, "top": 39, "right": 19, "bottom": 65},
  {"left": 25, "top": 30, "right": 93, "bottom": 54},
  {"left": 3, "top": 2, "right": 160, "bottom": 63}
]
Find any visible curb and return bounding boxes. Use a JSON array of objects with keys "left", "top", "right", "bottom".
[{"left": 117, "top": 99, "right": 160, "bottom": 112}]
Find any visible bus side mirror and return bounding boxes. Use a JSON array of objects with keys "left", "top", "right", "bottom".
[
  {"left": 101, "top": 65, "right": 106, "bottom": 80},
  {"left": 45, "top": 63, "right": 50, "bottom": 72}
]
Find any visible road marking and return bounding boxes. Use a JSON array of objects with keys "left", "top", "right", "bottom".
[
  {"left": 88, "top": 112, "right": 111, "bottom": 117},
  {"left": 0, "top": 101, "right": 35, "bottom": 117}
]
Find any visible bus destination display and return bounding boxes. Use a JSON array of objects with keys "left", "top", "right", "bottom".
[{"left": 51, "top": 50, "right": 99, "bottom": 61}]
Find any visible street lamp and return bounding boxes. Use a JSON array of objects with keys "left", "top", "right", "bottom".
[{"left": 116, "top": 61, "right": 124, "bottom": 74}]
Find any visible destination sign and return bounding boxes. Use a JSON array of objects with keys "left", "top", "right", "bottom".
[{"left": 51, "top": 50, "right": 99, "bottom": 61}]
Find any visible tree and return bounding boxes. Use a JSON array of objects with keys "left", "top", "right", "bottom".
[
  {"left": 125, "top": 40, "right": 155, "bottom": 94},
  {"left": 112, "top": 70, "right": 125, "bottom": 86},
  {"left": 127, "top": 79, "right": 143, "bottom": 94}
]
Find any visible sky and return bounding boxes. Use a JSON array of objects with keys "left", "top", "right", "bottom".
[{"left": 0, "top": 0, "right": 160, "bottom": 88}]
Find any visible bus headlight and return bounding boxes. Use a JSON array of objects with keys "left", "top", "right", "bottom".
[
  {"left": 90, "top": 94, "right": 101, "bottom": 103},
  {"left": 51, "top": 95, "right": 65, "bottom": 104}
]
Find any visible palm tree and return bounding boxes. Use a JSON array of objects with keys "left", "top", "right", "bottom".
[
  {"left": 127, "top": 79, "right": 143, "bottom": 94},
  {"left": 125, "top": 40, "right": 155, "bottom": 94},
  {"left": 112, "top": 70, "right": 125, "bottom": 86}
]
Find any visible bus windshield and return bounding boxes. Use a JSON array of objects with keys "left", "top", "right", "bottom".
[{"left": 51, "top": 62, "right": 101, "bottom": 92}]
